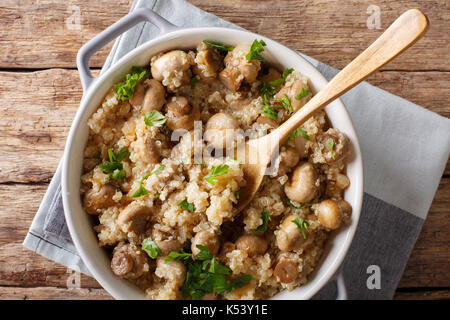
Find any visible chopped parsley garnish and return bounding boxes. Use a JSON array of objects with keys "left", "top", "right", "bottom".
[
  {"left": 131, "top": 163, "right": 165, "bottom": 198},
  {"left": 292, "top": 217, "right": 310, "bottom": 239},
  {"left": 114, "top": 67, "right": 147, "bottom": 101},
  {"left": 286, "top": 198, "right": 305, "bottom": 209},
  {"left": 203, "top": 40, "right": 234, "bottom": 52},
  {"left": 261, "top": 103, "right": 279, "bottom": 120},
  {"left": 165, "top": 245, "right": 252, "bottom": 300},
  {"left": 327, "top": 139, "right": 336, "bottom": 160},
  {"left": 204, "top": 165, "right": 230, "bottom": 185},
  {"left": 246, "top": 39, "right": 266, "bottom": 61},
  {"left": 295, "top": 87, "right": 309, "bottom": 100},
  {"left": 144, "top": 110, "right": 167, "bottom": 127},
  {"left": 253, "top": 211, "right": 270, "bottom": 235},
  {"left": 190, "top": 76, "right": 199, "bottom": 89},
  {"left": 142, "top": 237, "right": 161, "bottom": 259},
  {"left": 178, "top": 199, "right": 195, "bottom": 212},
  {"left": 235, "top": 189, "right": 242, "bottom": 200},
  {"left": 285, "top": 127, "right": 310, "bottom": 144},
  {"left": 99, "top": 148, "right": 130, "bottom": 181},
  {"left": 279, "top": 94, "right": 293, "bottom": 113}
]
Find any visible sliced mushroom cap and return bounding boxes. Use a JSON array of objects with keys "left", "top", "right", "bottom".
[
  {"left": 151, "top": 229, "right": 183, "bottom": 256},
  {"left": 293, "top": 134, "right": 309, "bottom": 159},
  {"left": 256, "top": 115, "right": 279, "bottom": 128},
  {"left": 191, "top": 230, "right": 220, "bottom": 257},
  {"left": 276, "top": 214, "right": 315, "bottom": 252},
  {"left": 284, "top": 162, "right": 319, "bottom": 203},
  {"left": 193, "top": 47, "right": 221, "bottom": 81},
  {"left": 130, "top": 81, "right": 146, "bottom": 107},
  {"left": 111, "top": 243, "right": 147, "bottom": 279},
  {"left": 142, "top": 137, "right": 160, "bottom": 165},
  {"left": 83, "top": 184, "right": 117, "bottom": 214},
  {"left": 317, "top": 199, "right": 343, "bottom": 230},
  {"left": 166, "top": 96, "right": 200, "bottom": 131},
  {"left": 118, "top": 202, "right": 151, "bottom": 234},
  {"left": 142, "top": 79, "right": 166, "bottom": 113},
  {"left": 204, "top": 112, "right": 239, "bottom": 149},
  {"left": 261, "top": 67, "right": 282, "bottom": 83},
  {"left": 218, "top": 68, "right": 240, "bottom": 92},
  {"left": 235, "top": 235, "right": 268, "bottom": 257},
  {"left": 218, "top": 241, "right": 235, "bottom": 259},
  {"left": 274, "top": 257, "right": 299, "bottom": 284}
]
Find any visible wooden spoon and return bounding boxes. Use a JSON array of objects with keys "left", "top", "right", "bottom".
[{"left": 234, "top": 9, "right": 428, "bottom": 215}]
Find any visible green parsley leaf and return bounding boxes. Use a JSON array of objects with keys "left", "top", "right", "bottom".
[
  {"left": 208, "top": 258, "right": 230, "bottom": 275},
  {"left": 195, "top": 245, "right": 213, "bottom": 261},
  {"left": 142, "top": 237, "right": 161, "bottom": 259},
  {"left": 131, "top": 163, "right": 165, "bottom": 198},
  {"left": 261, "top": 103, "right": 278, "bottom": 120},
  {"left": 203, "top": 40, "right": 234, "bottom": 52},
  {"left": 286, "top": 198, "right": 305, "bottom": 209},
  {"left": 144, "top": 110, "right": 167, "bottom": 127},
  {"left": 279, "top": 94, "right": 293, "bottom": 113},
  {"left": 99, "top": 148, "right": 129, "bottom": 181},
  {"left": 327, "top": 139, "right": 335, "bottom": 160},
  {"left": 154, "top": 193, "right": 160, "bottom": 199},
  {"left": 190, "top": 76, "right": 199, "bottom": 89},
  {"left": 235, "top": 189, "right": 242, "bottom": 200},
  {"left": 229, "top": 274, "right": 252, "bottom": 290},
  {"left": 282, "top": 68, "right": 294, "bottom": 79},
  {"left": 246, "top": 39, "right": 266, "bottom": 61},
  {"left": 295, "top": 87, "right": 309, "bottom": 100},
  {"left": 204, "top": 165, "right": 230, "bottom": 185},
  {"left": 114, "top": 67, "right": 147, "bottom": 101},
  {"left": 285, "top": 127, "right": 310, "bottom": 144},
  {"left": 253, "top": 211, "right": 271, "bottom": 235},
  {"left": 292, "top": 217, "right": 310, "bottom": 239},
  {"left": 164, "top": 250, "right": 192, "bottom": 263},
  {"left": 178, "top": 199, "right": 195, "bottom": 212}
]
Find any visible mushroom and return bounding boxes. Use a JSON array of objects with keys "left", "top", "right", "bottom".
[
  {"left": 276, "top": 214, "right": 315, "bottom": 252},
  {"left": 235, "top": 235, "right": 268, "bottom": 257},
  {"left": 151, "top": 50, "right": 192, "bottom": 91},
  {"left": 277, "top": 146, "right": 300, "bottom": 176},
  {"left": 317, "top": 199, "right": 351, "bottom": 230},
  {"left": 261, "top": 67, "right": 282, "bottom": 83},
  {"left": 204, "top": 112, "right": 240, "bottom": 150},
  {"left": 117, "top": 202, "right": 150, "bottom": 234},
  {"left": 275, "top": 78, "right": 311, "bottom": 112},
  {"left": 141, "top": 137, "right": 160, "bottom": 165},
  {"left": 111, "top": 243, "right": 148, "bottom": 279},
  {"left": 256, "top": 115, "right": 278, "bottom": 129},
  {"left": 284, "top": 162, "right": 319, "bottom": 203},
  {"left": 151, "top": 229, "right": 183, "bottom": 256},
  {"left": 166, "top": 96, "right": 200, "bottom": 131},
  {"left": 82, "top": 184, "right": 117, "bottom": 214},
  {"left": 315, "top": 128, "right": 348, "bottom": 164},
  {"left": 218, "top": 241, "right": 235, "bottom": 259},
  {"left": 191, "top": 230, "right": 220, "bottom": 257},
  {"left": 156, "top": 256, "right": 186, "bottom": 286},
  {"left": 130, "top": 79, "right": 166, "bottom": 113},
  {"left": 274, "top": 253, "right": 299, "bottom": 284},
  {"left": 219, "top": 44, "right": 261, "bottom": 92},
  {"left": 193, "top": 45, "right": 222, "bottom": 82}
]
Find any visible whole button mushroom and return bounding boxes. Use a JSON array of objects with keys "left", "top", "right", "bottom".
[
  {"left": 317, "top": 199, "right": 352, "bottom": 230},
  {"left": 83, "top": 184, "right": 117, "bottom": 214},
  {"left": 204, "top": 112, "right": 240, "bottom": 150},
  {"left": 166, "top": 96, "right": 200, "bottom": 131},
  {"left": 191, "top": 230, "right": 220, "bottom": 257},
  {"left": 276, "top": 214, "right": 315, "bottom": 252},
  {"left": 151, "top": 50, "right": 192, "bottom": 91},
  {"left": 118, "top": 202, "right": 151, "bottom": 234},
  {"left": 235, "top": 235, "right": 268, "bottom": 257},
  {"left": 284, "top": 162, "right": 319, "bottom": 203}
]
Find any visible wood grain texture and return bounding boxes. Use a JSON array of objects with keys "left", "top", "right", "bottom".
[
  {"left": 0, "top": 0, "right": 448, "bottom": 70},
  {"left": 0, "top": 0, "right": 448, "bottom": 300}
]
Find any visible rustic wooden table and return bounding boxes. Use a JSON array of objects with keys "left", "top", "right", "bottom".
[{"left": 0, "top": 0, "right": 448, "bottom": 300}]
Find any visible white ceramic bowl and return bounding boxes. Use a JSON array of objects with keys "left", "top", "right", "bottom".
[{"left": 62, "top": 8, "right": 363, "bottom": 300}]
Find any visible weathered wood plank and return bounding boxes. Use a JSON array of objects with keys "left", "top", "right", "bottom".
[
  {"left": 0, "top": 69, "right": 447, "bottom": 183},
  {"left": 0, "top": 0, "right": 448, "bottom": 70},
  {"left": 0, "top": 286, "right": 112, "bottom": 300},
  {"left": 394, "top": 289, "right": 450, "bottom": 300},
  {"left": 0, "top": 179, "right": 448, "bottom": 289}
]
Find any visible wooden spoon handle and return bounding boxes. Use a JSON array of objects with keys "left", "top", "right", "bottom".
[{"left": 273, "top": 9, "right": 428, "bottom": 144}]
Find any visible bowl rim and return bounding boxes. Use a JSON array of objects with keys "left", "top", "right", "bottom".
[{"left": 62, "top": 26, "right": 364, "bottom": 300}]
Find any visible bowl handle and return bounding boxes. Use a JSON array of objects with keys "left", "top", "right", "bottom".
[
  {"left": 334, "top": 268, "right": 348, "bottom": 300},
  {"left": 76, "top": 8, "right": 179, "bottom": 92}
]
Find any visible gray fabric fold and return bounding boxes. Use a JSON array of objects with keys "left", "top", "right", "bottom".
[{"left": 23, "top": 0, "right": 450, "bottom": 299}]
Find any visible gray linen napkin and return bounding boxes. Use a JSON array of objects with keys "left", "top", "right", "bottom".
[{"left": 23, "top": 0, "right": 450, "bottom": 299}]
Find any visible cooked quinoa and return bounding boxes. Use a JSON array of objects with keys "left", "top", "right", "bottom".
[{"left": 80, "top": 40, "right": 352, "bottom": 300}]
